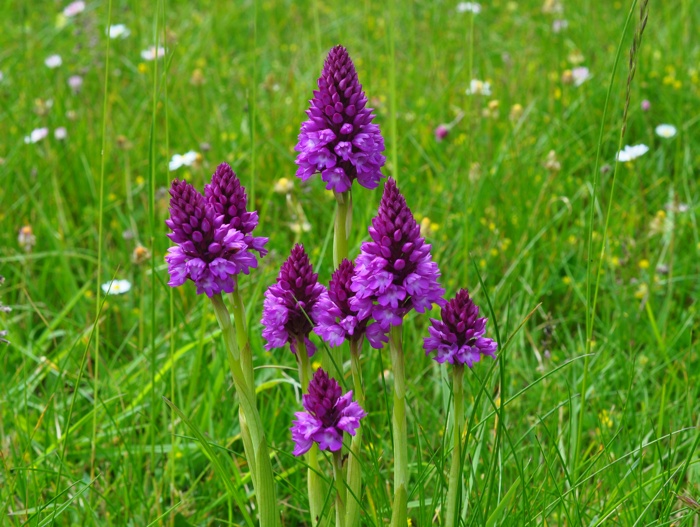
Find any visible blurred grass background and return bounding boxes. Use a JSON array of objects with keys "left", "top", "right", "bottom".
[{"left": 0, "top": 0, "right": 699, "bottom": 525}]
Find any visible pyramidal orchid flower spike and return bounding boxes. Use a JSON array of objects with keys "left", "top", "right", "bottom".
[
  {"left": 165, "top": 177, "right": 264, "bottom": 297},
  {"left": 424, "top": 288, "right": 498, "bottom": 366},
  {"left": 165, "top": 166, "right": 278, "bottom": 527},
  {"left": 315, "top": 258, "right": 388, "bottom": 349},
  {"left": 349, "top": 178, "right": 445, "bottom": 527},
  {"left": 292, "top": 368, "right": 365, "bottom": 527},
  {"left": 425, "top": 289, "right": 497, "bottom": 527},
  {"left": 351, "top": 177, "right": 445, "bottom": 335},
  {"left": 295, "top": 45, "right": 386, "bottom": 192},
  {"left": 291, "top": 368, "right": 366, "bottom": 456},
  {"left": 261, "top": 244, "right": 328, "bottom": 356}
]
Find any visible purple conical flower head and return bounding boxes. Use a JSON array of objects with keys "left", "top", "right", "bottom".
[
  {"left": 294, "top": 45, "right": 386, "bottom": 192},
  {"left": 424, "top": 289, "right": 498, "bottom": 367},
  {"left": 290, "top": 368, "right": 366, "bottom": 456},
  {"left": 204, "top": 162, "right": 268, "bottom": 258},
  {"left": 261, "top": 244, "right": 329, "bottom": 356},
  {"left": 314, "top": 259, "right": 388, "bottom": 349},
  {"left": 350, "top": 178, "right": 445, "bottom": 339},
  {"left": 165, "top": 179, "right": 259, "bottom": 297}
]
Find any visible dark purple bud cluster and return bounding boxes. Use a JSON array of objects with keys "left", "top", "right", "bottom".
[{"left": 261, "top": 244, "right": 329, "bottom": 356}]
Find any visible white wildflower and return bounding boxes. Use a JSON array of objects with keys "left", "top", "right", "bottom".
[
  {"left": 552, "top": 19, "right": 568, "bottom": 33},
  {"left": 616, "top": 144, "right": 649, "bottom": 162},
  {"left": 101, "top": 279, "right": 132, "bottom": 295},
  {"left": 108, "top": 24, "right": 130, "bottom": 39},
  {"left": 68, "top": 75, "right": 83, "bottom": 92},
  {"left": 457, "top": 2, "right": 481, "bottom": 13},
  {"left": 45, "top": 55, "right": 63, "bottom": 69},
  {"left": 141, "top": 46, "right": 165, "bottom": 61},
  {"left": 168, "top": 151, "right": 199, "bottom": 171},
  {"left": 572, "top": 67, "right": 591, "bottom": 87},
  {"left": 466, "top": 79, "right": 491, "bottom": 96},
  {"left": 24, "top": 128, "right": 49, "bottom": 144},
  {"left": 63, "top": 1, "right": 85, "bottom": 17},
  {"left": 655, "top": 124, "right": 677, "bottom": 139}
]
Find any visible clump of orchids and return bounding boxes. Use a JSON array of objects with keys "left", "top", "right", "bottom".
[{"left": 165, "top": 46, "right": 497, "bottom": 527}]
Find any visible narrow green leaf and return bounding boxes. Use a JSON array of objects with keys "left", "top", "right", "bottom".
[
  {"left": 162, "top": 396, "right": 255, "bottom": 527},
  {"left": 485, "top": 477, "right": 520, "bottom": 527}
]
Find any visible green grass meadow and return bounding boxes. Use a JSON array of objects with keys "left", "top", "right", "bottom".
[{"left": 1, "top": 0, "right": 699, "bottom": 524}]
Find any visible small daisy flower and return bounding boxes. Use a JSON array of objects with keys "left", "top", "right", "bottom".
[
  {"left": 24, "top": 128, "right": 49, "bottom": 144},
  {"left": 108, "top": 24, "right": 130, "bottom": 39},
  {"left": 571, "top": 67, "right": 591, "bottom": 87},
  {"left": 101, "top": 279, "right": 132, "bottom": 295},
  {"left": 45, "top": 55, "right": 63, "bottom": 69},
  {"left": 168, "top": 151, "right": 199, "bottom": 171},
  {"left": 616, "top": 144, "right": 649, "bottom": 162},
  {"left": 68, "top": 75, "right": 83, "bottom": 93},
  {"left": 552, "top": 19, "right": 568, "bottom": 33},
  {"left": 0, "top": 71, "right": 4, "bottom": 82},
  {"left": 63, "top": 1, "right": 85, "bottom": 17},
  {"left": 457, "top": 2, "right": 481, "bottom": 13},
  {"left": 141, "top": 46, "right": 165, "bottom": 61},
  {"left": 655, "top": 124, "right": 677, "bottom": 138},
  {"left": 466, "top": 79, "right": 491, "bottom": 96},
  {"left": 54, "top": 127, "right": 67, "bottom": 140}
]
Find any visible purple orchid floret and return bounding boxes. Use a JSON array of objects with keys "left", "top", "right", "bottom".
[
  {"left": 291, "top": 368, "right": 366, "bottom": 456},
  {"left": 204, "top": 162, "right": 269, "bottom": 258},
  {"left": 314, "top": 259, "right": 388, "bottom": 349},
  {"left": 294, "top": 45, "right": 386, "bottom": 193},
  {"left": 424, "top": 289, "right": 498, "bottom": 367},
  {"left": 350, "top": 178, "right": 445, "bottom": 339},
  {"left": 165, "top": 179, "right": 260, "bottom": 297},
  {"left": 261, "top": 244, "right": 328, "bottom": 356}
]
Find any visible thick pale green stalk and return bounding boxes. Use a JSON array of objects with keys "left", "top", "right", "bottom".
[
  {"left": 345, "top": 338, "right": 365, "bottom": 527},
  {"left": 229, "top": 281, "right": 258, "bottom": 490},
  {"left": 326, "top": 190, "right": 351, "bottom": 377},
  {"left": 446, "top": 364, "right": 465, "bottom": 527},
  {"left": 229, "top": 279, "right": 254, "bottom": 394},
  {"left": 332, "top": 450, "right": 347, "bottom": 527},
  {"left": 332, "top": 190, "right": 351, "bottom": 268},
  {"left": 297, "top": 338, "right": 325, "bottom": 526},
  {"left": 389, "top": 325, "right": 408, "bottom": 527},
  {"left": 210, "top": 294, "right": 278, "bottom": 527}
]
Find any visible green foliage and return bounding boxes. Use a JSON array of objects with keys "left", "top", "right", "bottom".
[{"left": 1, "top": 0, "right": 699, "bottom": 525}]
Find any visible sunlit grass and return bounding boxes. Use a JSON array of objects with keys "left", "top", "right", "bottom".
[{"left": 1, "top": 0, "right": 699, "bottom": 525}]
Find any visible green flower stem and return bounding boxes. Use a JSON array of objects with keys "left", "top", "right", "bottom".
[
  {"left": 349, "top": 339, "right": 365, "bottom": 406},
  {"left": 332, "top": 449, "right": 347, "bottom": 527},
  {"left": 229, "top": 279, "right": 257, "bottom": 489},
  {"left": 389, "top": 325, "right": 408, "bottom": 527},
  {"left": 445, "top": 364, "right": 465, "bottom": 527},
  {"left": 326, "top": 190, "right": 352, "bottom": 378},
  {"left": 332, "top": 190, "right": 351, "bottom": 268},
  {"left": 296, "top": 338, "right": 325, "bottom": 527},
  {"left": 229, "top": 277, "right": 254, "bottom": 389},
  {"left": 210, "top": 294, "right": 278, "bottom": 527},
  {"left": 345, "top": 338, "right": 365, "bottom": 527}
]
